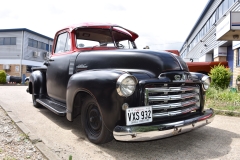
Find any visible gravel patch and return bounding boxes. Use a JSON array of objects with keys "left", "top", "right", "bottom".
[{"left": 0, "top": 106, "right": 46, "bottom": 160}]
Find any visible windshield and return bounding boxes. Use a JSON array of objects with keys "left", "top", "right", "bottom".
[{"left": 75, "top": 28, "right": 136, "bottom": 49}]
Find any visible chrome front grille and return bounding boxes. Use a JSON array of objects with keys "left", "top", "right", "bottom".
[{"left": 144, "top": 85, "right": 200, "bottom": 119}]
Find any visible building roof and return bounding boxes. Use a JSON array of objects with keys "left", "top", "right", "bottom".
[
  {"left": 180, "top": 0, "right": 214, "bottom": 52},
  {"left": 0, "top": 28, "right": 53, "bottom": 41}
]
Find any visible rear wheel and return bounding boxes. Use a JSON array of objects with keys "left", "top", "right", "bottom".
[
  {"left": 81, "top": 97, "right": 113, "bottom": 144},
  {"left": 32, "top": 87, "right": 41, "bottom": 108}
]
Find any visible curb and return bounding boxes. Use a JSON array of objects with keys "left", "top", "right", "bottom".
[
  {"left": 0, "top": 84, "right": 28, "bottom": 86},
  {"left": 0, "top": 101, "right": 60, "bottom": 160},
  {"left": 214, "top": 109, "right": 240, "bottom": 117}
]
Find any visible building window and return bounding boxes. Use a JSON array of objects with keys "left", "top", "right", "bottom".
[
  {"left": 0, "top": 37, "right": 16, "bottom": 45},
  {"left": 38, "top": 41, "right": 47, "bottom": 50},
  {"left": 210, "top": 11, "right": 216, "bottom": 26},
  {"left": 218, "top": 3, "right": 223, "bottom": 18},
  {"left": 238, "top": 48, "right": 240, "bottom": 66},
  {"left": 222, "top": 0, "right": 229, "bottom": 14},
  {"left": 206, "top": 20, "right": 210, "bottom": 33},
  {"left": 28, "top": 38, "right": 49, "bottom": 51},
  {"left": 28, "top": 38, "right": 32, "bottom": 46},
  {"left": 50, "top": 45, "right": 52, "bottom": 52},
  {"left": 15, "top": 66, "right": 20, "bottom": 72},
  {"left": 229, "top": 0, "right": 235, "bottom": 7},
  {"left": 28, "top": 38, "right": 38, "bottom": 48}
]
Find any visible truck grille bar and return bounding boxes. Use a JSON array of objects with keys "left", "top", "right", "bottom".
[
  {"left": 145, "top": 84, "right": 200, "bottom": 120},
  {"left": 152, "top": 105, "right": 199, "bottom": 118},
  {"left": 152, "top": 99, "right": 199, "bottom": 110},
  {"left": 146, "top": 86, "right": 199, "bottom": 93},
  {"left": 148, "top": 92, "right": 199, "bottom": 102}
]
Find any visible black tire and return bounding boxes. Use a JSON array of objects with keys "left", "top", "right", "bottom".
[
  {"left": 32, "top": 87, "right": 41, "bottom": 108},
  {"left": 81, "top": 97, "right": 113, "bottom": 144}
]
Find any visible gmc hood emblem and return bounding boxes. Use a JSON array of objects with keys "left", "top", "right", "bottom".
[
  {"left": 172, "top": 73, "right": 192, "bottom": 82},
  {"left": 174, "top": 75, "right": 181, "bottom": 81}
]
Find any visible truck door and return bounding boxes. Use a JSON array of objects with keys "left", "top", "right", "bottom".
[{"left": 46, "top": 31, "right": 74, "bottom": 102}]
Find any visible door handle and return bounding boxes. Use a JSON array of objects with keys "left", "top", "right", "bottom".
[{"left": 49, "top": 59, "right": 54, "bottom": 61}]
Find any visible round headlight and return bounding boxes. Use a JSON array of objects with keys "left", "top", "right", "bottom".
[
  {"left": 116, "top": 74, "right": 137, "bottom": 97},
  {"left": 202, "top": 75, "right": 211, "bottom": 90}
]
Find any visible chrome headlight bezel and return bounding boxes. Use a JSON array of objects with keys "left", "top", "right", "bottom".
[
  {"left": 202, "top": 75, "right": 211, "bottom": 91},
  {"left": 116, "top": 74, "right": 138, "bottom": 97}
]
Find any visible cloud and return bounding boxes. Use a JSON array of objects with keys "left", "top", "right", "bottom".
[
  {"left": 103, "top": 3, "right": 127, "bottom": 11},
  {"left": 0, "top": 0, "right": 209, "bottom": 51}
]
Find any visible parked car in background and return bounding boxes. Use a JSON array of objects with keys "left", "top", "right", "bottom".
[
  {"left": 6, "top": 74, "right": 22, "bottom": 83},
  {"left": 6, "top": 74, "right": 10, "bottom": 83},
  {"left": 25, "top": 77, "right": 29, "bottom": 83}
]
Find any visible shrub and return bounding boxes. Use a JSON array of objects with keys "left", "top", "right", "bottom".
[
  {"left": 237, "top": 75, "right": 240, "bottom": 81},
  {"left": 0, "top": 70, "right": 7, "bottom": 84},
  {"left": 209, "top": 64, "right": 232, "bottom": 89}
]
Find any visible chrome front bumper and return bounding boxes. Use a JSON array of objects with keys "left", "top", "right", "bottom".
[{"left": 113, "top": 109, "right": 214, "bottom": 141}]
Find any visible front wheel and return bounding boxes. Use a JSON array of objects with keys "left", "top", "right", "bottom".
[
  {"left": 81, "top": 97, "right": 113, "bottom": 144},
  {"left": 32, "top": 87, "right": 41, "bottom": 108}
]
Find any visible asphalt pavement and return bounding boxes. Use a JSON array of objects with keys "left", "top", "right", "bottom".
[{"left": 0, "top": 86, "right": 240, "bottom": 160}]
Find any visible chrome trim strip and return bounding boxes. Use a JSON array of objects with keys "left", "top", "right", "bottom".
[
  {"left": 146, "top": 86, "right": 199, "bottom": 93},
  {"left": 113, "top": 109, "right": 214, "bottom": 141},
  {"left": 152, "top": 99, "right": 199, "bottom": 110},
  {"left": 148, "top": 93, "right": 198, "bottom": 102},
  {"left": 144, "top": 88, "right": 149, "bottom": 106},
  {"left": 152, "top": 105, "right": 199, "bottom": 118}
]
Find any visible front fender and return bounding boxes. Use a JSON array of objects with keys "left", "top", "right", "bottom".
[{"left": 66, "top": 69, "right": 127, "bottom": 131}]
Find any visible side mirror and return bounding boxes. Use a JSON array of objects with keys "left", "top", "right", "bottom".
[
  {"left": 43, "top": 52, "right": 51, "bottom": 66},
  {"left": 45, "top": 52, "right": 51, "bottom": 60},
  {"left": 43, "top": 61, "right": 49, "bottom": 66}
]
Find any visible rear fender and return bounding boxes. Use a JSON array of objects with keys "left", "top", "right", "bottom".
[{"left": 29, "top": 70, "right": 46, "bottom": 96}]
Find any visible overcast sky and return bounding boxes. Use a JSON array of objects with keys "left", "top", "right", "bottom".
[{"left": 1, "top": 0, "right": 209, "bottom": 50}]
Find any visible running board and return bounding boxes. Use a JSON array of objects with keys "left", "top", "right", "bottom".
[{"left": 36, "top": 98, "right": 66, "bottom": 116}]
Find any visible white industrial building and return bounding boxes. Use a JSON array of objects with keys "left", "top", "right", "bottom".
[
  {"left": 180, "top": 0, "right": 240, "bottom": 87},
  {"left": 0, "top": 28, "right": 53, "bottom": 77}
]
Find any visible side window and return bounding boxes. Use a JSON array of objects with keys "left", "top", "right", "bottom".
[
  {"left": 117, "top": 40, "right": 134, "bottom": 49},
  {"left": 54, "top": 32, "right": 71, "bottom": 53}
]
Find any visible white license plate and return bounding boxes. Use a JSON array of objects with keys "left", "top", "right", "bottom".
[{"left": 126, "top": 106, "right": 152, "bottom": 126}]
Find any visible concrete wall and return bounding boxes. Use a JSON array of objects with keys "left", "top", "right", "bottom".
[
  {"left": 214, "top": 56, "right": 227, "bottom": 62},
  {"left": 0, "top": 64, "right": 31, "bottom": 77}
]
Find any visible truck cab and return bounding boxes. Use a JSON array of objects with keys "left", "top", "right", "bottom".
[{"left": 27, "top": 23, "right": 214, "bottom": 144}]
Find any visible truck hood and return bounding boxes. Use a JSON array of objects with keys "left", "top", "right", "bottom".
[{"left": 75, "top": 50, "right": 189, "bottom": 77}]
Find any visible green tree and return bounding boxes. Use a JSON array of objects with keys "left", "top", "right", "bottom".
[
  {"left": 0, "top": 70, "right": 7, "bottom": 84},
  {"left": 209, "top": 64, "right": 232, "bottom": 89}
]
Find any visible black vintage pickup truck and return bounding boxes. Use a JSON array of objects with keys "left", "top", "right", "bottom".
[{"left": 27, "top": 23, "right": 214, "bottom": 144}]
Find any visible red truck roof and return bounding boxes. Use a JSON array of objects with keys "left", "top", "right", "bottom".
[{"left": 59, "top": 22, "right": 139, "bottom": 40}]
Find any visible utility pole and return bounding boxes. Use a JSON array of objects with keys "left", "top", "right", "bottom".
[{"left": 20, "top": 30, "right": 25, "bottom": 83}]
